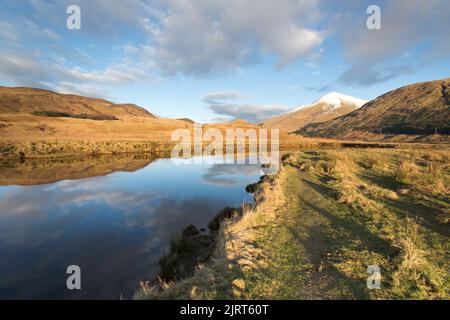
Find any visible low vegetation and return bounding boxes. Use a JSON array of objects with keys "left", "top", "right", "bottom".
[
  {"left": 32, "top": 110, "right": 118, "bottom": 121},
  {"left": 136, "top": 148, "right": 449, "bottom": 300}
]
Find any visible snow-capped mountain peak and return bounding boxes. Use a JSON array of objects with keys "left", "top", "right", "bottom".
[
  {"left": 316, "top": 92, "right": 367, "bottom": 109},
  {"left": 290, "top": 92, "right": 367, "bottom": 113}
]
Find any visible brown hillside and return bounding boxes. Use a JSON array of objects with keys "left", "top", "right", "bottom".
[
  {"left": 0, "top": 87, "right": 155, "bottom": 120},
  {"left": 297, "top": 78, "right": 450, "bottom": 142}
]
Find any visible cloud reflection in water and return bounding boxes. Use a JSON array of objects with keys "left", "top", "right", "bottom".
[{"left": 0, "top": 156, "right": 261, "bottom": 299}]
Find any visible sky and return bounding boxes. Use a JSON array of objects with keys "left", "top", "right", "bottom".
[{"left": 0, "top": 0, "right": 449, "bottom": 123}]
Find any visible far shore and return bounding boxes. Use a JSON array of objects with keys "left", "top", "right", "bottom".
[{"left": 1, "top": 137, "right": 447, "bottom": 161}]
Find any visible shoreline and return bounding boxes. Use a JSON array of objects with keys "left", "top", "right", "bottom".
[
  {"left": 2, "top": 138, "right": 443, "bottom": 161},
  {"left": 152, "top": 173, "right": 271, "bottom": 285},
  {"left": 134, "top": 160, "right": 282, "bottom": 300}
]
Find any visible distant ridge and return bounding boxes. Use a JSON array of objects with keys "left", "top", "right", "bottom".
[{"left": 177, "top": 118, "right": 195, "bottom": 123}]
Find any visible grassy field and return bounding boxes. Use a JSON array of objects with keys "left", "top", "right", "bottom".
[
  {"left": 135, "top": 148, "right": 449, "bottom": 300},
  {"left": 0, "top": 112, "right": 411, "bottom": 160}
]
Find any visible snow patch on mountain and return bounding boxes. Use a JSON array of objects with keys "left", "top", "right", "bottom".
[{"left": 290, "top": 92, "right": 367, "bottom": 113}]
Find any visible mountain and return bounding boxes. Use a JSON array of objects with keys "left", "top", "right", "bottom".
[
  {"left": 0, "top": 87, "right": 155, "bottom": 120},
  {"left": 297, "top": 78, "right": 450, "bottom": 142},
  {"left": 263, "top": 92, "right": 367, "bottom": 133}
]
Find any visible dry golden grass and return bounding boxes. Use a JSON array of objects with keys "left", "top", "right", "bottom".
[
  {"left": 318, "top": 151, "right": 398, "bottom": 212},
  {"left": 393, "top": 218, "right": 427, "bottom": 273},
  {"left": 387, "top": 150, "right": 450, "bottom": 197},
  {"left": 0, "top": 113, "right": 192, "bottom": 142},
  {"left": 392, "top": 218, "right": 447, "bottom": 298},
  {"left": 325, "top": 151, "right": 356, "bottom": 178},
  {"left": 426, "top": 160, "right": 444, "bottom": 177},
  {"left": 359, "top": 151, "right": 390, "bottom": 171},
  {"left": 294, "top": 149, "right": 449, "bottom": 298},
  {"left": 421, "top": 150, "right": 450, "bottom": 162},
  {"left": 432, "top": 178, "right": 449, "bottom": 196},
  {"left": 395, "top": 160, "right": 418, "bottom": 183},
  {"left": 233, "top": 174, "right": 284, "bottom": 233}
]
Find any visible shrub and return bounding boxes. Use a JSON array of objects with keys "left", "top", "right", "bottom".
[{"left": 32, "top": 110, "right": 118, "bottom": 121}]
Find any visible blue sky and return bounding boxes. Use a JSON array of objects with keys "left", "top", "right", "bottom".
[{"left": 0, "top": 0, "right": 449, "bottom": 123}]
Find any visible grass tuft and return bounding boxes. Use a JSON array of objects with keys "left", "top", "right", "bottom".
[{"left": 392, "top": 218, "right": 447, "bottom": 299}]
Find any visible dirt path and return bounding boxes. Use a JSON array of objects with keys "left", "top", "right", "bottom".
[{"left": 241, "top": 166, "right": 374, "bottom": 299}]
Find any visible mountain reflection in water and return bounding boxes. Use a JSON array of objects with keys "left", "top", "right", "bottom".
[{"left": 0, "top": 155, "right": 263, "bottom": 299}]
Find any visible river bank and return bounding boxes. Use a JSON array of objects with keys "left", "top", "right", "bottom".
[
  {"left": 135, "top": 148, "right": 449, "bottom": 300},
  {"left": 1, "top": 138, "right": 431, "bottom": 161}
]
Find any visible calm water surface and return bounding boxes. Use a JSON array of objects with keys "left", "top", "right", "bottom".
[{"left": 0, "top": 156, "right": 264, "bottom": 299}]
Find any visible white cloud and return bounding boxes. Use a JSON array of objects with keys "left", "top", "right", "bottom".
[
  {"left": 2, "top": 0, "right": 449, "bottom": 93},
  {"left": 0, "top": 49, "right": 153, "bottom": 95},
  {"left": 209, "top": 103, "right": 290, "bottom": 123},
  {"left": 202, "top": 90, "right": 290, "bottom": 123},
  {"left": 0, "top": 51, "right": 48, "bottom": 87},
  {"left": 141, "top": 0, "right": 324, "bottom": 75},
  {"left": 0, "top": 0, "right": 325, "bottom": 91},
  {"left": 331, "top": 0, "right": 450, "bottom": 85},
  {"left": 202, "top": 91, "right": 243, "bottom": 104},
  {"left": 62, "top": 65, "right": 151, "bottom": 84},
  {"left": 50, "top": 82, "right": 110, "bottom": 98}
]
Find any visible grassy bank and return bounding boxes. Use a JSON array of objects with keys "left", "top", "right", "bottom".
[
  {"left": 1, "top": 137, "right": 442, "bottom": 161},
  {"left": 135, "top": 148, "right": 449, "bottom": 300}
]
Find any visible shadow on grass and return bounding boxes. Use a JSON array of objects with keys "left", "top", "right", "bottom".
[
  {"left": 359, "top": 171, "right": 449, "bottom": 238},
  {"left": 301, "top": 199, "right": 393, "bottom": 255},
  {"left": 286, "top": 224, "right": 371, "bottom": 299},
  {"left": 279, "top": 175, "right": 395, "bottom": 299},
  {"left": 300, "top": 178, "right": 336, "bottom": 199}
]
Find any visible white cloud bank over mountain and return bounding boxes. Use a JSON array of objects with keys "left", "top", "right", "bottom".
[{"left": 202, "top": 91, "right": 291, "bottom": 123}]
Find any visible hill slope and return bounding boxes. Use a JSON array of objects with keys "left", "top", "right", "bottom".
[
  {"left": 0, "top": 87, "right": 155, "bottom": 120},
  {"left": 263, "top": 92, "right": 367, "bottom": 133},
  {"left": 298, "top": 79, "right": 450, "bottom": 142}
]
